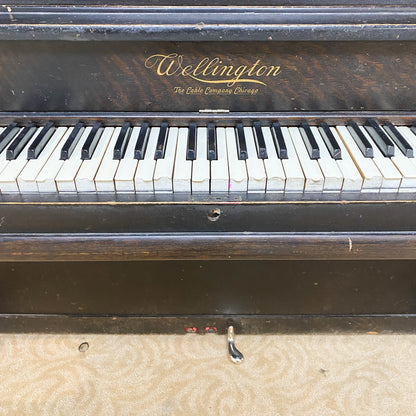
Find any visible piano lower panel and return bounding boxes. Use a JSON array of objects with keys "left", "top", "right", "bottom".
[{"left": 0, "top": 260, "right": 415, "bottom": 334}]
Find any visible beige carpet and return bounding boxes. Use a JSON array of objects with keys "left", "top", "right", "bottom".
[{"left": 0, "top": 333, "right": 415, "bottom": 415}]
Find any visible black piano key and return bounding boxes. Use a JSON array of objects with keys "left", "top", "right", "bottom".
[
  {"left": 81, "top": 121, "right": 103, "bottom": 160},
  {"left": 27, "top": 121, "right": 55, "bottom": 159},
  {"left": 186, "top": 122, "right": 197, "bottom": 160},
  {"left": 318, "top": 122, "right": 342, "bottom": 159},
  {"left": 364, "top": 119, "right": 395, "bottom": 157},
  {"left": 154, "top": 122, "right": 169, "bottom": 159},
  {"left": 346, "top": 121, "right": 373, "bottom": 158},
  {"left": 253, "top": 121, "right": 268, "bottom": 159},
  {"left": 6, "top": 122, "right": 37, "bottom": 160},
  {"left": 0, "top": 122, "right": 19, "bottom": 154},
  {"left": 113, "top": 122, "right": 132, "bottom": 160},
  {"left": 300, "top": 122, "right": 320, "bottom": 159},
  {"left": 383, "top": 121, "right": 413, "bottom": 158},
  {"left": 235, "top": 123, "right": 248, "bottom": 160},
  {"left": 134, "top": 122, "right": 150, "bottom": 160},
  {"left": 60, "top": 122, "right": 85, "bottom": 160},
  {"left": 271, "top": 121, "right": 288, "bottom": 159},
  {"left": 207, "top": 122, "right": 217, "bottom": 161}
]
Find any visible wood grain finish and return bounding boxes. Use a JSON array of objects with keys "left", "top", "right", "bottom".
[
  {"left": 1, "top": 260, "right": 416, "bottom": 333},
  {"left": 1, "top": 41, "right": 416, "bottom": 112},
  {"left": 0, "top": 232, "right": 416, "bottom": 261},
  {"left": 4, "top": 1, "right": 416, "bottom": 5},
  {"left": 2, "top": 111, "right": 416, "bottom": 127},
  {"left": 3, "top": 315, "right": 416, "bottom": 334},
  {"left": 2, "top": 6, "right": 416, "bottom": 41}
]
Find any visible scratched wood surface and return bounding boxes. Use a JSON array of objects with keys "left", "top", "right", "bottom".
[
  {"left": 3, "top": 0, "right": 415, "bottom": 5},
  {"left": 0, "top": 260, "right": 416, "bottom": 334},
  {"left": 0, "top": 41, "right": 416, "bottom": 113}
]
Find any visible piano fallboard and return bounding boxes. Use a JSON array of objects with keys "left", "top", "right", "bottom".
[{"left": 2, "top": 39, "right": 416, "bottom": 113}]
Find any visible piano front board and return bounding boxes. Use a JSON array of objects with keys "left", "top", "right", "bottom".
[{"left": 0, "top": 40, "right": 416, "bottom": 114}]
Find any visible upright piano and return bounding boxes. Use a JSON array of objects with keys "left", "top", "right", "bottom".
[{"left": 0, "top": 0, "right": 415, "bottom": 337}]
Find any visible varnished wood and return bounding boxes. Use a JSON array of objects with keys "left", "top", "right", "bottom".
[
  {"left": 1, "top": 111, "right": 416, "bottom": 127},
  {"left": 1, "top": 6, "right": 416, "bottom": 41},
  {"left": 1, "top": 41, "right": 416, "bottom": 112},
  {"left": 4, "top": 1, "right": 415, "bottom": 6},
  {"left": 1, "top": 260, "right": 416, "bottom": 333},
  {"left": 0, "top": 232, "right": 416, "bottom": 261},
  {"left": 2, "top": 195, "right": 416, "bottom": 233},
  {"left": 2, "top": 315, "right": 416, "bottom": 335}
]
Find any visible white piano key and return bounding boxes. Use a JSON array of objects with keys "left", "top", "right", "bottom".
[
  {"left": 211, "top": 127, "right": 229, "bottom": 192},
  {"left": 310, "top": 127, "right": 343, "bottom": 192},
  {"left": 329, "top": 127, "right": 363, "bottom": 192},
  {"left": 397, "top": 126, "right": 416, "bottom": 165},
  {"left": 75, "top": 127, "right": 114, "bottom": 192},
  {"left": 95, "top": 127, "right": 122, "bottom": 192},
  {"left": 18, "top": 127, "right": 67, "bottom": 193},
  {"left": 115, "top": 126, "right": 140, "bottom": 193},
  {"left": 244, "top": 126, "right": 266, "bottom": 193},
  {"left": 280, "top": 127, "right": 305, "bottom": 192},
  {"left": 154, "top": 127, "right": 179, "bottom": 193},
  {"left": 262, "top": 127, "right": 285, "bottom": 192},
  {"left": 225, "top": 127, "right": 247, "bottom": 192},
  {"left": 55, "top": 127, "right": 92, "bottom": 193},
  {"left": 388, "top": 150, "right": 416, "bottom": 192},
  {"left": 36, "top": 127, "right": 75, "bottom": 193},
  {"left": 135, "top": 127, "right": 159, "bottom": 193},
  {"left": 173, "top": 128, "right": 192, "bottom": 193},
  {"left": 397, "top": 126, "right": 416, "bottom": 147},
  {"left": 192, "top": 127, "right": 210, "bottom": 193},
  {"left": 0, "top": 127, "right": 43, "bottom": 193},
  {"left": 288, "top": 127, "right": 324, "bottom": 192},
  {"left": 390, "top": 126, "right": 416, "bottom": 191},
  {"left": 336, "top": 126, "right": 382, "bottom": 192},
  {"left": 358, "top": 126, "right": 401, "bottom": 192}
]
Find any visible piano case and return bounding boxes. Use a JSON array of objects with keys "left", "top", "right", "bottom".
[{"left": 0, "top": 1, "right": 415, "bottom": 335}]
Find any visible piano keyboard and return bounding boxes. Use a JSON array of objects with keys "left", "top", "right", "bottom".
[{"left": 1, "top": 119, "right": 416, "bottom": 194}]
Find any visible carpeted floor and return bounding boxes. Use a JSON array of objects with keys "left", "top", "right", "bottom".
[{"left": 0, "top": 333, "right": 415, "bottom": 415}]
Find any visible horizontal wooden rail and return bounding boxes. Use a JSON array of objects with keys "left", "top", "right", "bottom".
[
  {"left": 2, "top": 6, "right": 416, "bottom": 41},
  {"left": 1, "top": 232, "right": 416, "bottom": 261}
]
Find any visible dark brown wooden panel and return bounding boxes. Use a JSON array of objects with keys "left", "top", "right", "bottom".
[
  {"left": 0, "top": 232, "right": 416, "bottom": 261},
  {"left": 4, "top": 1, "right": 415, "bottom": 6},
  {"left": 0, "top": 260, "right": 416, "bottom": 334},
  {"left": 2, "top": 111, "right": 416, "bottom": 127},
  {"left": 2, "top": 6, "right": 416, "bottom": 41},
  {"left": 3, "top": 315, "right": 416, "bottom": 335},
  {"left": 1, "top": 41, "right": 416, "bottom": 112}
]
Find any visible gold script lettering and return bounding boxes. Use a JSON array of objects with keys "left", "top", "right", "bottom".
[{"left": 145, "top": 54, "right": 281, "bottom": 86}]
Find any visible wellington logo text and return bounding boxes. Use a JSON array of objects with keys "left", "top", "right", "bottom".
[{"left": 144, "top": 54, "right": 281, "bottom": 86}]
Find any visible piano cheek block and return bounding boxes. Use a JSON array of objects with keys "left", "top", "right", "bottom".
[{"left": 1, "top": 3, "right": 416, "bottom": 338}]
